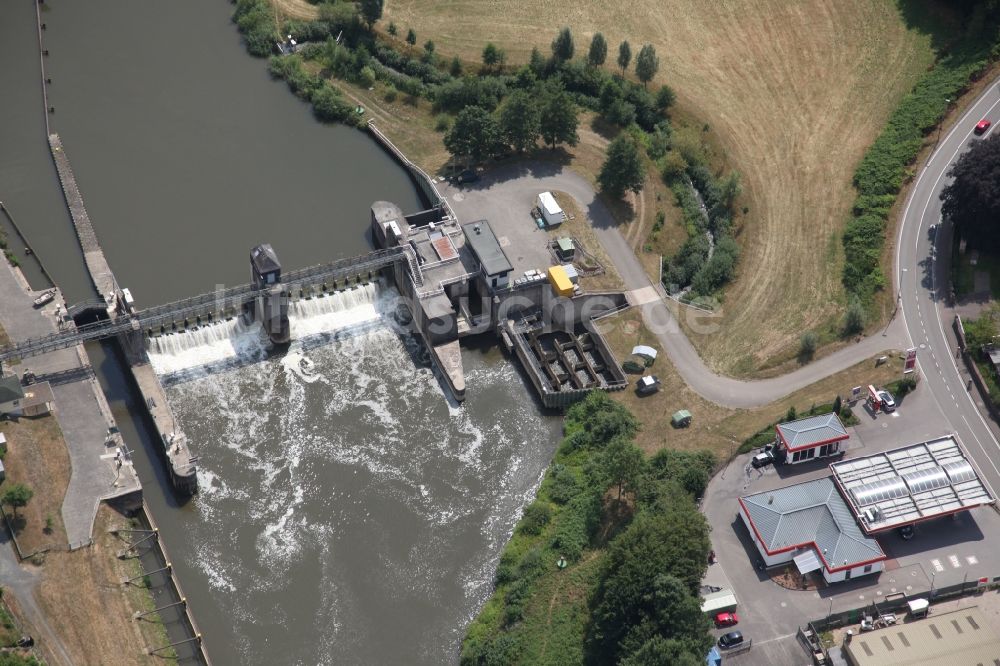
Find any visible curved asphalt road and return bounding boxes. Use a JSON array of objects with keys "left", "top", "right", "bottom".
[{"left": 897, "top": 78, "right": 1000, "bottom": 494}]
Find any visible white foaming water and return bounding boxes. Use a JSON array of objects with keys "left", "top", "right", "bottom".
[
  {"left": 147, "top": 281, "right": 385, "bottom": 378},
  {"left": 156, "top": 283, "right": 562, "bottom": 665}
]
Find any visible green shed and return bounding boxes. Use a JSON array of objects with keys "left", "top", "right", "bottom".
[{"left": 671, "top": 410, "right": 692, "bottom": 428}]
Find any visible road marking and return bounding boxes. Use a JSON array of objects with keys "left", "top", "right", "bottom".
[
  {"left": 949, "top": 555, "right": 961, "bottom": 568},
  {"left": 932, "top": 558, "right": 945, "bottom": 572},
  {"left": 752, "top": 632, "right": 799, "bottom": 647},
  {"left": 968, "top": 555, "right": 979, "bottom": 565}
]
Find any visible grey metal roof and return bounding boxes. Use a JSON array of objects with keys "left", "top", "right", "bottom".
[
  {"left": 831, "top": 435, "right": 996, "bottom": 532},
  {"left": 776, "top": 413, "right": 848, "bottom": 451},
  {"left": 0, "top": 376, "right": 24, "bottom": 404},
  {"left": 462, "top": 221, "right": 512, "bottom": 277},
  {"left": 741, "top": 477, "right": 885, "bottom": 571},
  {"left": 250, "top": 243, "right": 281, "bottom": 275}
]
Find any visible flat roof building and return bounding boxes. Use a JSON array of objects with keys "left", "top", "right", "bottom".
[
  {"left": 843, "top": 605, "right": 1000, "bottom": 666},
  {"left": 463, "top": 220, "right": 512, "bottom": 290},
  {"left": 739, "top": 477, "right": 885, "bottom": 584},
  {"left": 830, "top": 435, "right": 995, "bottom": 534},
  {"left": 775, "top": 412, "right": 849, "bottom": 464}
]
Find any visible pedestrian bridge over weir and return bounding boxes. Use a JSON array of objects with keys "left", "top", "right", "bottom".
[{"left": 0, "top": 245, "right": 420, "bottom": 364}]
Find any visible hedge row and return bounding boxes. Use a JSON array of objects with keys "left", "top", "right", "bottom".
[
  {"left": 267, "top": 56, "right": 363, "bottom": 126},
  {"left": 844, "top": 38, "right": 997, "bottom": 304}
]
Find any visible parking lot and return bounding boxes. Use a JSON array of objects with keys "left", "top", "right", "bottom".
[{"left": 702, "top": 383, "right": 1000, "bottom": 664}]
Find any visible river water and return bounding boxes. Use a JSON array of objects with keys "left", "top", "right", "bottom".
[{"left": 0, "top": 1, "right": 560, "bottom": 664}]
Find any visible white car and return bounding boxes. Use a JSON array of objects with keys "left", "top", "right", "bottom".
[{"left": 877, "top": 390, "right": 896, "bottom": 413}]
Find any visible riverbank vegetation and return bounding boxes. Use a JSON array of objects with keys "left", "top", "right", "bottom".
[{"left": 460, "top": 392, "right": 715, "bottom": 665}]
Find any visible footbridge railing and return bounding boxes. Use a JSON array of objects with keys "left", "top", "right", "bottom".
[{"left": 0, "top": 247, "right": 419, "bottom": 364}]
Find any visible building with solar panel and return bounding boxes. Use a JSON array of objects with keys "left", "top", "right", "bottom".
[{"left": 738, "top": 434, "right": 996, "bottom": 584}]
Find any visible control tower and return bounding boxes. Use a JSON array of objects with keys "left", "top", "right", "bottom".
[{"left": 249, "top": 243, "right": 290, "bottom": 347}]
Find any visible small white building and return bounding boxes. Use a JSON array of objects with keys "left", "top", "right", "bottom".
[
  {"left": 537, "top": 192, "right": 565, "bottom": 227},
  {"left": 0, "top": 376, "right": 24, "bottom": 417},
  {"left": 739, "top": 477, "right": 886, "bottom": 584}
]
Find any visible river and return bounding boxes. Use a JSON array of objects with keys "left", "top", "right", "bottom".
[{"left": 0, "top": 1, "right": 560, "bottom": 664}]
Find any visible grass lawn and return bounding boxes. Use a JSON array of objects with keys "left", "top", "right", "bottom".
[
  {"left": 0, "top": 415, "right": 70, "bottom": 556},
  {"left": 35, "top": 504, "right": 171, "bottom": 665},
  {"left": 383, "top": 0, "right": 943, "bottom": 373},
  {"left": 597, "top": 307, "right": 906, "bottom": 455}
]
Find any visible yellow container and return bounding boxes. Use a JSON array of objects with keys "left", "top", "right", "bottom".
[{"left": 547, "top": 265, "right": 574, "bottom": 297}]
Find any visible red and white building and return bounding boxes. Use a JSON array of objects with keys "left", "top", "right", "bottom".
[{"left": 774, "top": 413, "right": 849, "bottom": 465}]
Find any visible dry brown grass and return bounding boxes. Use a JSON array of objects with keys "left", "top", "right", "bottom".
[
  {"left": 271, "top": 0, "right": 318, "bottom": 21},
  {"left": 35, "top": 505, "right": 166, "bottom": 665},
  {"left": 384, "top": 0, "right": 937, "bottom": 373},
  {"left": 546, "top": 191, "right": 623, "bottom": 292},
  {"left": 0, "top": 415, "right": 69, "bottom": 555},
  {"left": 597, "top": 307, "right": 904, "bottom": 455}
]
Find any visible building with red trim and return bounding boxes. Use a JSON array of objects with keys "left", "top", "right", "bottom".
[
  {"left": 739, "top": 477, "right": 886, "bottom": 583},
  {"left": 774, "top": 413, "right": 849, "bottom": 464}
]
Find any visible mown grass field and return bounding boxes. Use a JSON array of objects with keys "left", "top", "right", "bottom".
[{"left": 383, "top": 0, "right": 941, "bottom": 374}]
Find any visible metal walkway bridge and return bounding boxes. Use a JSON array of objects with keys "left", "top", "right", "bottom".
[{"left": 0, "top": 247, "right": 418, "bottom": 364}]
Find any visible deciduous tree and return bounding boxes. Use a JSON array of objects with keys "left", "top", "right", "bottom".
[
  {"left": 617, "top": 40, "right": 632, "bottom": 77},
  {"left": 600, "top": 437, "right": 645, "bottom": 500},
  {"left": 499, "top": 90, "right": 541, "bottom": 153},
  {"left": 482, "top": 42, "right": 501, "bottom": 70},
  {"left": 598, "top": 135, "right": 645, "bottom": 199},
  {"left": 941, "top": 134, "right": 1000, "bottom": 250},
  {"left": 588, "top": 32, "right": 607, "bottom": 67},
  {"left": 444, "top": 105, "right": 502, "bottom": 163},
  {"left": 635, "top": 44, "right": 659, "bottom": 87},
  {"left": 358, "top": 0, "right": 383, "bottom": 29},
  {"left": 551, "top": 27, "right": 575, "bottom": 62},
  {"left": 537, "top": 83, "right": 579, "bottom": 149},
  {"left": 2, "top": 484, "right": 33, "bottom": 520}
]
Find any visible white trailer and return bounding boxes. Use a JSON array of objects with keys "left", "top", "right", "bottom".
[
  {"left": 537, "top": 191, "right": 565, "bottom": 227},
  {"left": 701, "top": 589, "right": 738, "bottom": 614}
]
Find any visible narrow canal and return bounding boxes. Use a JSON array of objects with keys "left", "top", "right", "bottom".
[{"left": 0, "top": 1, "right": 560, "bottom": 664}]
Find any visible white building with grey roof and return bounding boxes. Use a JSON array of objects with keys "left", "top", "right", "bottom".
[{"left": 739, "top": 477, "right": 886, "bottom": 583}]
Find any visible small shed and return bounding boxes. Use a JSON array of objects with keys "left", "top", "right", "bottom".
[
  {"left": 672, "top": 410, "right": 692, "bottom": 428},
  {"left": 537, "top": 192, "right": 566, "bottom": 227},
  {"left": 636, "top": 375, "right": 661, "bottom": 394},
  {"left": 0, "top": 376, "right": 24, "bottom": 417},
  {"left": 556, "top": 237, "right": 575, "bottom": 260},
  {"left": 632, "top": 345, "right": 658, "bottom": 366},
  {"left": 562, "top": 264, "right": 579, "bottom": 285},
  {"left": 547, "top": 265, "right": 574, "bottom": 297}
]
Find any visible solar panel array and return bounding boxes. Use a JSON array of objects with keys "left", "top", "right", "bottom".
[{"left": 831, "top": 436, "right": 995, "bottom": 532}]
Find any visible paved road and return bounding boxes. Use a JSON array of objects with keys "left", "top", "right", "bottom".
[
  {"left": 896, "top": 78, "right": 1000, "bottom": 498},
  {"left": 441, "top": 163, "right": 908, "bottom": 408}
]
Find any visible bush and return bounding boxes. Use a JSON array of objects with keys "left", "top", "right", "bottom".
[
  {"left": 800, "top": 331, "right": 818, "bottom": 361},
  {"left": 233, "top": 0, "right": 279, "bottom": 57},
  {"left": 844, "top": 296, "right": 866, "bottom": 335},
  {"left": 434, "top": 113, "right": 450, "bottom": 132},
  {"left": 517, "top": 502, "right": 552, "bottom": 535},
  {"left": 549, "top": 491, "right": 601, "bottom": 561},
  {"left": 310, "top": 83, "right": 356, "bottom": 124},
  {"left": 547, "top": 464, "right": 580, "bottom": 504}
]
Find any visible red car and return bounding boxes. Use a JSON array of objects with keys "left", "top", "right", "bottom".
[
  {"left": 715, "top": 611, "right": 739, "bottom": 627},
  {"left": 975, "top": 119, "right": 991, "bottom": 135}
]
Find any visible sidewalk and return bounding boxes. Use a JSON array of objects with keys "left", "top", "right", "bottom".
[{"left": 0, "top": 259, "right": 139, "bottom": 547}]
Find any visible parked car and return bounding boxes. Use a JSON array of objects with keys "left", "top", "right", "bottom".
[
  {"left": 457, "top": 169, "right": 479, "bottom": 184},
  {"left": 975, "top": 119, "right": 992, "bottom": 135},
  {"left": 715, "top": 611, "right": 739, "bottom": 628},
  {"left": 751, "top": 450, "right": 775, "bottom": 469},
  {"left": 718, "top": 631, "right": 744, "bottom": 649},
  {"left": 898, "top": 524, "right": 915, "bottom": 540},
  {"left": 877, "top": 390, "right": 896, "bottom": 413},
  {"left": 928, "top": 224, "right": 937, "bottom": 241}
]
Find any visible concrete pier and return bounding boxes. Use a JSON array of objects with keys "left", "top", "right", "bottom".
[
  {"left": 130, "top": 363, "right": 197, "bottom": 493},
  {"left": 47, "top": 133, "right": 117, "bottom": 301}
]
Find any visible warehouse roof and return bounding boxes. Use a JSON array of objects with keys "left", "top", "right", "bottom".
[
  {"left": 776, "top": 413, "right": 849, "bottom": 452},
  {"left": 462, "top": 221, "right": 512, "bottom": 277},
  {"left": 740, "top": 477, "right": 884, "bottom": 573},
  {"left": 844, "top": 606, "right": 1000, "bottom": 666},
  {"left": 830, "top": 435, "right": 995, "bottom": 533}
]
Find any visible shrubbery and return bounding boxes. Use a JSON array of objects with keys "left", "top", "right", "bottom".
[{"left": 232, "top": 0, "right": 278, "bottom": 57}]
